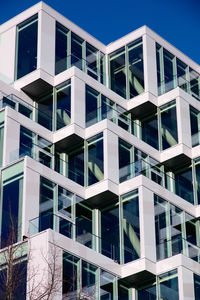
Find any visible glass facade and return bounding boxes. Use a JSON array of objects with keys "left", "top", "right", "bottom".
[
  {"left": 156, "top": 43, "right": 200, "bottom": 100},
  {"left": 36, "top": 80, "right": 71, "bottom": 131},
  {"left": 0, "top": 161, "right": 24, "bottom": 248},
  {"left": 154, "top": 194, "right": 200, "bottom": 261},
  {"left": 137, "top": 270, "right": 179, "bottom": 300},
  {"left": 55, "top": 22, "right": 106, "bottom": 83},
  {"left": 15, "top": 15, "right": 38, "bottom": 80},
  {"left": 194, "top": 274, "right": 200, "bottom": 300},
  {"left": 109, "top": 38, "right": 144, "bottom": 99}
]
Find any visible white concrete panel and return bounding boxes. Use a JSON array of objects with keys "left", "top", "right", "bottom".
[
  {"left": 71, "top": 76, "right": 85, "bottom": 128},
  {"left": 178, "top": 266, "right": 195, "bottom": 300},
  {"left": 103, "top": 129, "right": 119, "bottom": 184},
  {"left": 143, "top": 34, "right": 157, "bottom": 96},
  {"left": 39, "top": 10, "right": 55, "bottom": 76},
  {"left": 3, "top": 108, "right": 20, "bottom": 165},
  {"left": 139, "top": 186, "right": 156, "bottom": 262},
  {"left": 176, "top": 96, "right": 192, "bottom": 148},
  {"left": 0, "top": 27, "right": 16, "bottom": 83}
]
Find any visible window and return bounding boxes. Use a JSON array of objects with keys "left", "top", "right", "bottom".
[
  {"left": 55, "top": 22, "right": 69, "bottom": 75},
  {"left": 109, "top": 38, "right": 144, "bottom": 99},
  {"left": 15, "top": 14, "right": 38, "bottom": 79},
  {"left": 194, "top": 274, "right": 200, "bottom": 300},
  {"left": 0, "top": 161, "right": 24, "bottom": 248},
  {"left": 87, "top": 133, "right": 104, "bottom": 186}
]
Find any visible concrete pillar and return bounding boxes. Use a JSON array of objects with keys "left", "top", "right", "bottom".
[
  {"left": 71, "top": 76, "right": 85, "bottom": 128},
  {"left": 178, "top": 266, "right": 195, "bottom": 300},
  {"left": 143, "top": 34, "right": 157, "bottom": 96},
  {"left": 3, "top": 108, "right": 20, "bottom": 165},
  {"left": 38, "top": 10, "right": 55, "bottom": 76},
  {"left": 176, "top": 96, "right": 192, "bottom": 148},
  {"left": 103, "top": 129, "right": 119, "bottom": 184},
  {"left": 139, "top": 186, "right": 156, "bottom": 262}
]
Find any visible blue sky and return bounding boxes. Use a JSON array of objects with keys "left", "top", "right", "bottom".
[{"left": 1, "top": 0, "right": 200, "bottom": 64}]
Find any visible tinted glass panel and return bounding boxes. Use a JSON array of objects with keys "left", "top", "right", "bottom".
[
  {"left": 55, "top": 81, "right": 71, "bottom": 130},
  {"left": 109, "top": 47, "right": 126, "bottom": 98},
  {"left": 55, "top": 22, "right": 69, "bottom": 75},
  {"left": 16, "top": 15, "right": 38, "bottom": 79}
]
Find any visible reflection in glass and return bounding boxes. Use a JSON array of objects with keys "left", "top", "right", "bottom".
[
  {"left": 71, "top": 33, "right": 84, "bottom": 70},
  {"left": 160, "top": 100, "right": 178, "bottom": 150},
  {"left": 119, "top": 139, "right": 132, "bottom": 183},
  {"left": 55, "top": 22, "right": 69, "bottom": 75},
  {"left": 141, "top": 113, "right": 159, "bottom": 150},
  {"left": 86, "top": 86, "right": 100, "bottom": 127},
  {"left": 128, "top": 38, "right": 144, "bottom": 98},
  {"left": 16, "top": 15, "right": 38, "bottom": 79},
  {"left": 190, "top": 107, "right": 200, "bottom": 147},
  {"left": 194, "top": 274, "right": 200, "bottom": 300},
  {"left": 87, "top": 133, "right": 104, "bottom": 186},
  {"left": 100, "top": 269, "right": 115, "bottom": 300},
  {"left": 163, "top": 49, "right": 176, "bottom": 93},
  {"left": 58, "top": 186, "right": 73, "bottom": 219},
  {"left": 37, "top": 90, "right": 53, "bottom": 130},
  {"left": 121, "top": 190, "right": 140, "bottom": 263},
  {"left": 175, "top": 165, "right": 194, "bottom": 204},
  {"left": 67, "top": 144, "right": 84, "bottom": 186},
  {"left": 82, "top": 261, "right": 98, "bottom": 299},
  {"left": 158, "top": 270, "right": 179, "bottom": 300},
  {"left": 76, "top": 201, "right": 93, "bottom": 248},
  {"left": 63, "top": 252, "right": 80, "bottom": 299},
  {"left": 39, "top": 177, "right": 55, "bottom": 231},
  {"left": 100, "top": 202, "right": 120, "bottom": 262},
  {"left": 55, "top": 81, "right": 71, "bottom": 130},
  {"left": 109, "top": 47, "right": 126, "bottom": 98}
]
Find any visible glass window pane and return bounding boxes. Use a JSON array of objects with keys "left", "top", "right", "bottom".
[
  {"left": 16, "top": 14, "right": 38, "bottom": 79},
  {"left": 63, "top": 252, "right": 80, "bottom": 299},
  {"left": 37, "top": 90, "right": 53, "bottom": 131},
  {"left": 121, "top": 190, "right": 140, "bottom": 263},
  {"left": 82, "top": 261, "right": 98, "bottom": 299},
  {"left": 137, "top": 280, "right": 157, "bottom": 300},
  {"left": 87, "top": 133, "right": 104, "bottom": 186},
  {"left": 128, "top": 38, "right": 144, "bottom": 98},
  {"left": 86, "top": 42, "right": 98, "bottom": 80},
  {"left": 119, "top": 139, "right": 132, "bottom": 183},
  {"left": 55, "top": 22, "right": 69, "bottom": 75},
  {"left": 100, "top": 269, "right": 115, "bottom": 300},
  {"left": 163, "top": 48, "right": 176, "bottom": 93},
  {"left": 100, "top": 202, "right": 120, "bottom": 262},
  {"left": 189, "top": 68, "right": 200, "bottom": 100},
  {"left": 20, "top": 126, "right": 34, "bottom": 158},
  {"left": 170, "top": 204, "right": 184, "bottom": 256},
  {"left": 160, "top": 100, "right": 178, "bottom": 150},
  {"left": 1, "top": 164, "right": 24, "bottom": 248},
  {"left": 156, "top": 43, "right": 163, "bottom": 95},
  {"left": 109, "top": 47, "right": 126, "bottom": 98},
  {"left": 154, "top": 195, "right": 170, "bottom": 260},
  {"left": 158, "top": 270, "right": 179, "bottom": 300},
  {"left": 190, "top": 107, "right": 199, "bottom": 147},
  {"left": 58, "top": 186, "right": 73, "bottom": 219},
  {"left": 71, "top": 33, "right": 84, "bottom": 70},
  {"left": 67, "top": 143, "right": 84, "bottom": 186},
  {"left": 100, "top": 52, "right": 106, "bottom": 85},
  {"left": 177, "top": 58, "right": 188, "bottom": 92},
  {"left": 86, "top": 86, "right": 99, "bottom": 127},
  {"left": 194, "top": 274, "right": 200, "bottom": 300},
  {"left": 141, "top": 113, "right": 159, "bottom": 150},
  {"left": 55, "top": 80, "right": 71, "bottom": 130},
  {"left": 76, "top": 199, "right": 93, "bottom": 249},
  {"left": 39, "top": 177, "right": 55, "bottom": 231},
  {"left": 174, "top": 165, "right": 194, "bottom": 204},
  {"left": 118, "top": 283, "right": 129, "bottom": 300}
]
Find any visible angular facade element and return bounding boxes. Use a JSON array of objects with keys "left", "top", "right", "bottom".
[{"left": 0, "top": 2, "right": 200, "bottom": 299}]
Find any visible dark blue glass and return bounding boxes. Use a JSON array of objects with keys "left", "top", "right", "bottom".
[
  {"left": 55, "top": 22, "right": 69, "bottom": 75},
  {"left": 16, "top": 15, "right": 38, "bottom": 79}
]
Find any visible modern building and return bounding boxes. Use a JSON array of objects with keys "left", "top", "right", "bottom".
[{"left": 0, "top": 2, "right": 200, "bottom": 299}]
